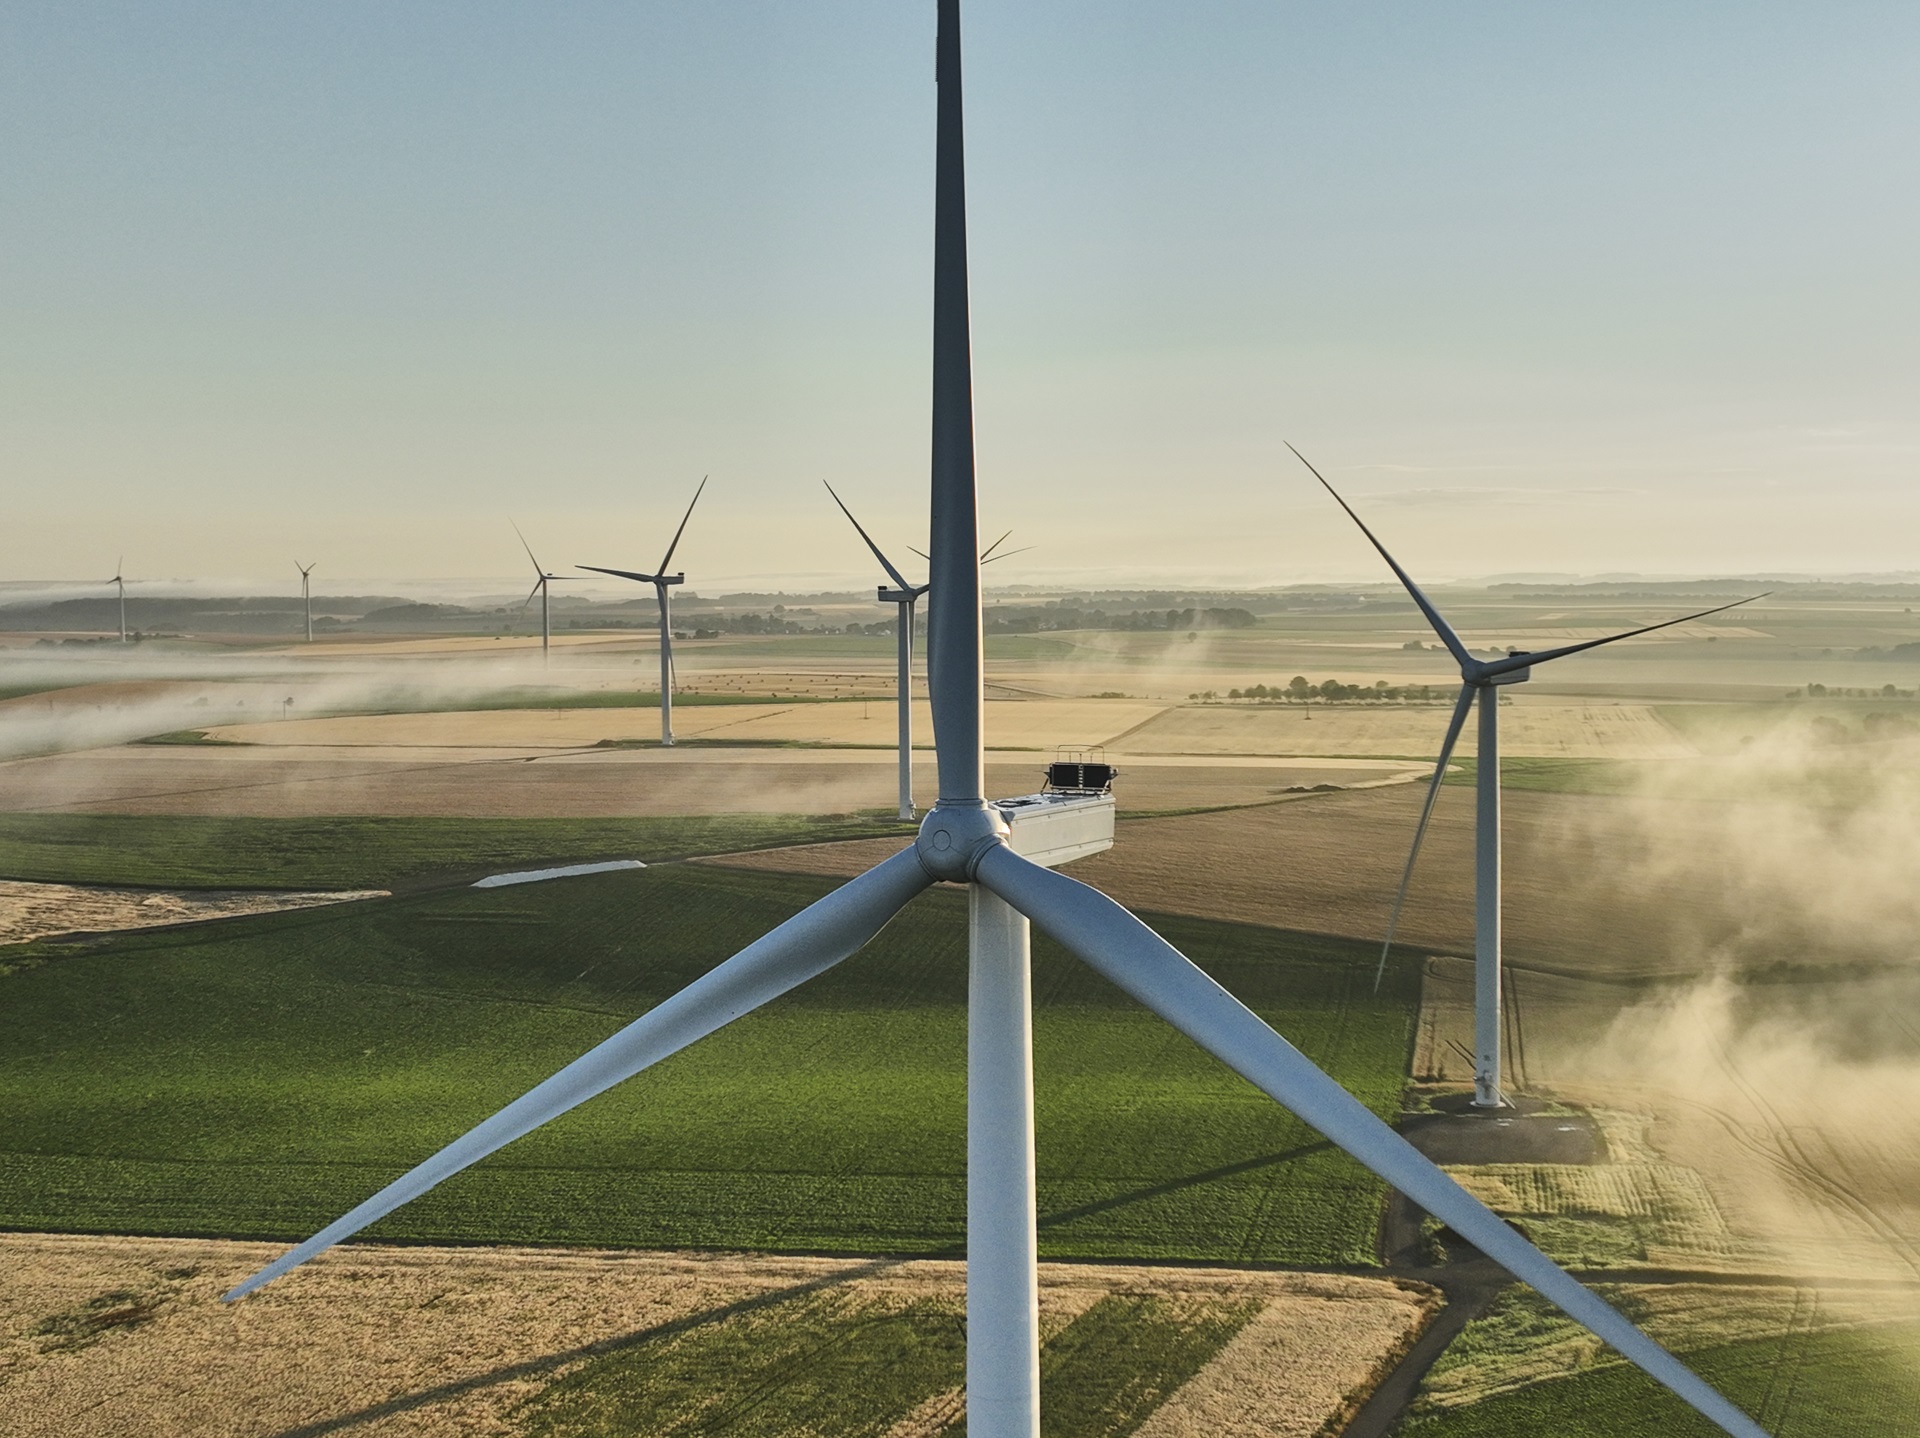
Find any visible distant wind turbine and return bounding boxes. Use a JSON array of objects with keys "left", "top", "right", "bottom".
[
  {"left": 510, "top": 523, "right": 575, "bottom": 664},
  {"left": 295, "top": 561, "right": 316, "bottom": 643},
  {"left": 578, "top": 478, "right": 707, "bottom": 744},
  {"left": 829, "top": 483, "right": 1032, "bottom": 821},
  {"left": 105, "top": 558, "right": 127, "bottom": 644},
  {"left": 221, "top": 10, "right": 1770, "bottom": 1437},
  {"left": 909, "top": 529, "right": 1032, "bottom": 566},
  {"left": 826, "top": 482, "right": 928, "bottom": 820},
  {"left": 1290, "top": 443, "right": 1764, "bottom": 1110}
]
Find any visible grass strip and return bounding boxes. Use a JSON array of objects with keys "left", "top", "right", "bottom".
[{"left": 1440, "top": 757, "right": 1647, "bottom": 795}]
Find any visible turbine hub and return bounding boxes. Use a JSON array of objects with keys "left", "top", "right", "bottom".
[{"left": 914, "top": 801, "right": 1009, "bottom": 883}]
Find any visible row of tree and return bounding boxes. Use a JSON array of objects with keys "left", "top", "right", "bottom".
[
  {"left": 1190, "top": 677, "right": 1457, "bottom": 704},
  {"left": 984, "top": 605, "right": 1258, "bottom": 634}
]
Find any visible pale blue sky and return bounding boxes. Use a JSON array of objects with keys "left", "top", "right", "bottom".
[{"left": 4, "top": 1, "right": 1916, "bottom": 590}]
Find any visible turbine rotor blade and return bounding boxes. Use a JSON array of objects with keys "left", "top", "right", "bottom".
[
  {"left": 1477, "top": 593, "right": 1769, "bottom": 678},
  {"left": 1286, "top": 445, "right": 1474, "bottom": 671},
  {"left": 978, "top": 529, "right": 1012, "bottom": 563},
  {"left": 979, "top": 544, "right": 1032, "bottom": 566},
  {"left": 824, "top": 482, "right": 916, "bottom": 593},
  {"left": 223, "top": 847, "right": 934, "bottom": 1303},
  {"left": 925, "top": 0, "right": 985, "bottom": 805},
  {"left": 974, "top": 845, "right": 1769, "bottom": 1438},
  {"left": 656, "top": 476, "right": 708, "bottom": 576},
  {"left": 1374, "top": 683, "right": 1475, "bottom": 991},
  {"left": 577, "top": 565, "right": 661, "bottom": 584},
  {"left": 521, "top": 578, "right": 544, "bottom": 611},
  {"left": 509, "top": 519, "right": 542, "bottom": 575}
]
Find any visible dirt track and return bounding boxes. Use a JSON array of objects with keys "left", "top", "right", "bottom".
[{"left": 0, "top": 880, "right": 384, "bottom": 947}]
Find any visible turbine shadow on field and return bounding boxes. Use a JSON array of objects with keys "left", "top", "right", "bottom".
[
  {"left": 263, "top": 1252, "right": 927, "bottom": 1438},
  {"left": 258, "top": 1142, "right": 1340, "bottom": 1436},
  {"left": 1034, "top": 1138, "right": 1335, "bottom": 1236}
]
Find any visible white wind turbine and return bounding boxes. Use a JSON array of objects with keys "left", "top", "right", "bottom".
[
  {"left": 826, "top": 482, "right": 928, "bottom": 821},
  {"left": 104, "top": 558, "right": 127, "bottom": 644},
  {"left": 295, "top": 561, "right": 316, "bottom": 643},
  {"left": 510, "top": 522, "right": 575, "bottom": 665},
  {"left": 223, "top": 9, "right": 1770, "bottom": 1436},
  {"left": 1291, "top": 445, "right": 1763, "bottom": 1110},
  {"left": 578, "top": 478, "right": 707, "bottom": 744},
  {"left": 826, "top": 482, "right": 1033, "bottom": 822}
]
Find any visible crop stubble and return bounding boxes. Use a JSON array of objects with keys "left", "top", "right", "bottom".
[{"left": 0, "top": 1233, "right": 1433, "bottom": 1438}]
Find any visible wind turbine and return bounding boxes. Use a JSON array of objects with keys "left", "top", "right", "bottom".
[
  {"left": 105, "top": 558, "right": 127, "bottom": 644},
  {"left": 827, "top": 484, "right": 1033, "bottom": 821},
  {"left": 578, "top": 478, "right": 707, "bottom": 744},
  {"left": 221, "top": 9, "right": 1769, "bottom": 1437},
  {"left": 826, "top": 482, "right": 928, "bottom": 821},
  {"left": 909, "top": 529, "right": 1033, "bottom": 568},
  {"left": 295, "top": 561, "right": 316, "bottom": 643},
  {"left": 510, "top": 522, "right": 575, "bottom": 665},
  {"left": 1290, "top": 444, "right": 1762, "bottom": 1111}
]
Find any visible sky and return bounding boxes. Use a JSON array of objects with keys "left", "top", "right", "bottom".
[{"left": 4, "top": 1, "right": 1918, "bottom": 595}]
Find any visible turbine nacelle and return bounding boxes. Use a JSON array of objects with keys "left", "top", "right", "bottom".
[{"left": 1476, "top": 652, "right": 1532, "bottom": 686}]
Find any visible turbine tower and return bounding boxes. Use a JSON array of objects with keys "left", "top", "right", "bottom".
[
  {"left": 826, "top": 482, "right": 928, "bottom": 821},
  {"left": 579, "top": 478, "right": 707, "bottom": 744},
  {"left": 221, "top": 10, "right": 1769, "bottom": 1437},
  {"left": 511, "top": 523, "right": 574, "bottom": 665},
  {"left": 295, "top": 561, "right": 316, "bottom": 643},
  {"left": 105, "top": 558, "right": 127, "bottom": 644},
  {"left": 1292, "top": 445, "right": 1761, "bottom": 1110}
]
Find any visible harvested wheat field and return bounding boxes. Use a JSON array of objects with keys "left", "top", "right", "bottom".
[
  {"left": 203, "top": 698, "right": 1169, "bottom": 752},
  {"left": 0, "top": 1233, "right": 1434, "bottom": 1438},
  {"left": 0, "top": 880, "right": 385, "bottom": 946},
  {"left": 1119, "top": 701, "right": 1695, "bottom": 759},
  {"left": 0, "top": 743, "right": 1418, "bottom": 820}
]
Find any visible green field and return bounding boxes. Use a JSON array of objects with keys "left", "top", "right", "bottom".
[
  {"left": 1403, "top": 1323, "right": 1920, "bottom": 1437},
  {"left": 1407, "top": 1285, "right": 1920, "bottom": 1438},
  {"left": 0, "top": 813, "right": 911, "bottom": 890},
  {"left": 1440, "top": 757, "right": 1650, "bottom": 795},
  {"left": 0, "top": 865, "right": 1416, "bottom": 1266}
]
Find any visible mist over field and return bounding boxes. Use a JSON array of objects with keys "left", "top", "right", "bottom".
[
  {"left": 1545, "top": 725, "right": 1920, "bottom": 1281},
  {"left": 0, "top": 652, "right": 573, "bottom": 764}
]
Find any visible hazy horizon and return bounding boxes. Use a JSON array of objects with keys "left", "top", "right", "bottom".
[{"left": 6, "top": 1, "right": 1916, "bottom": 584}]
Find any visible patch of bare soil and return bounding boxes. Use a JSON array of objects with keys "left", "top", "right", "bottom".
[
  {"left": 0, "top": 1234, "right": 1433, "bottom": 1438},
  {"left": 725, "top": 785, "right": 1738, "bottom": 979},
  {"left": 0, "top": 880, "right": 386, "bottom": 946}
]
